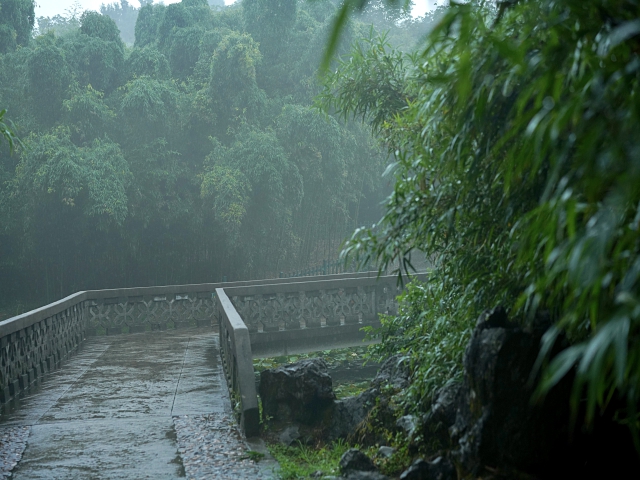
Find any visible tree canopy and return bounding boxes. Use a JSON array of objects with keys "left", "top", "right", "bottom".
[
  {"left": 0, "top": 0, "right": 35, "bottom": 53},
  {"left": 324, "top": 0, "right": 640, "bottom": 442},
  {"left": 0, "top": 0, "right": 417, "bottom": 307}
]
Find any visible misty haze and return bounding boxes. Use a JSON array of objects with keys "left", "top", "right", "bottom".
[{"left": 0, "top": 0, "right": 639, "bottom": 479}]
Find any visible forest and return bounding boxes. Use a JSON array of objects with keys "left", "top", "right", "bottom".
[{"left": 0, "top": 0, "right": 430, "bottom": 311}]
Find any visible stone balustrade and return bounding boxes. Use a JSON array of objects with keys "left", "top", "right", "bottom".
[
  {"left": 0, "top": 271, "right": 424, "bottom": 435},
  {"left": 0, "top": 292, "right": 86, "bottom": 403},
  {"left": 223, "top": 274, "right": 416, "bottom": 357}
]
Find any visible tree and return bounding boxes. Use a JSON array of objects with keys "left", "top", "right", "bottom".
[
  {"left": 200, "top": 140, "right": 251, "bottom": 238},
  {"left": 201, "top": 127, "right": 302, "bottom": 275},
  {"left": 275, "top": 104, "right": 358, "bottom": 264},
  {"left": 36, "top": 14, "right": 81, "bottom": 38},
  {"left": 243, "top": 0, "right": 297, "bottom": 91},
  {"left": 360, "top": 0, "right": 413, "bottom": 27},
  {"left": 119, "top": 76, "right": 178, "bottom": 143},
  {"left": 243, "top": 0, "right": 297, "bottom": 46},
  {"left": 134, "top": 2, "right": 165, "bottom": 48},
  {"left": 168, "top": 26, "right": 205, "bottom": 80},
  {"left": 125, "top": 45, "right": 171, "bottom": 81},
  {"left": 36, "top": 2, "right": 82, "bottom": 37},
  {"left": 0, "top": 0, "right": 35, "bottom": 52},
  {"left": 207, "top": 31, "right": 264, "bottom": 135},
  {"left": 63, "top": 85, "right": 116, "bottom": 145},
  {"left": 26, "top": 38, "right": 71, "bottom": 125},
  {"left": 325, "top": 0, "right": 640, "bottom": 444},
  {"left": 80, "top": 10, "right": 122, "bottom": 43},
  {"left": 14, "top": 130, "right": 131, "bottom": 227},
  {"left": 0, "top": 109, "right": 18, "bottom": 153},
  {"left": 0, "top": 0, "right": 395, "bottom": 304},
  {"left": 100, "top": 0, "right": 139, "bottom": 45},
  {"left": 157, "top": 2, "right": 194, "bottom": 50},
  {"left": 54, "top": 11, "right": 127, "bottom": 95}
]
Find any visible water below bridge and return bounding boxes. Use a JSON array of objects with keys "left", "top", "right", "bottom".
[{"left": 0, "top": 327, "right": 274, "bottom": 479}]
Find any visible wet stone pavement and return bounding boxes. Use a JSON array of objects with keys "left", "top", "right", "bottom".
[{"left": 0, "top": 328, "right": 275, "bottom": 479}]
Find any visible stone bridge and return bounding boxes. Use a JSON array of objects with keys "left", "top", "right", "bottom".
[{"left": 0, "top": 272, "right": 415, "bottom": 478}]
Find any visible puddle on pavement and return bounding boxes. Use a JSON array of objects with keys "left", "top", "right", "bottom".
[
  {"left": 171, "top": 455, "right": 186, "bottom": 477},
  {"left": 166, "top": 426, "right": 186, "bottom": 477}
]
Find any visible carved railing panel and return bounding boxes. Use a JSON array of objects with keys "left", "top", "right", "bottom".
[
  {"left": 0, "top": 298, "right": 86, "bottom": 403},
  {"left": 86, "top": 294, "right": 216, "bottom": 334},
  {"left": 228, "top": 277, "right": 404, "bottom": 334}
]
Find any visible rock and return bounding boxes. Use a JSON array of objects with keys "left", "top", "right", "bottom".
[
  {"left": 259, "top": 358, "right": 335, "bottom": 425},
  {"left": 450, "top": 310, "right": 562, "bottom": 475},
  {"left": 346, "top": 471, "right": 390, "bottom": 480},
  {"left": 310, "top": 471, "right": 324, "bottom": 478},
  {"left": 399, "top": 457, "right": 455, "bottom": 480},
  {"left": 328, "top": 387, "right": 378, "bottom": 440},
  {"left": 396, "top": 415, "right": 417, "bottom": 437},
  {"left": 420, "top": 382, "right": 462, "bottom": 453},
  {"left": 277, "top": 425, "right": 300, "bottom": 446},
  {"left": 339, "top": 449, "right": 376, "bottom": 474},
  {"left": 450, "top": 307, "right": 614, "bottom": 477},
  {"left": 377, "top": 446, "right": 395, "bottom": 458},
  {"left": 429, "top": 383, "right": 461, "bottom": 429},
  {"left": 371, "top": 355, "right": 411, "bottom": 391},
  {"left": 443, "top": 306, "right": 640, "bottom": 478},
  {"left": 475, "top": 305, "right": 510, "bottom": 330},
  {"left": 336, "top": 355, "right": 410, "bottom": 445}
]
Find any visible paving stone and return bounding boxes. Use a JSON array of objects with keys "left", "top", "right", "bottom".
[
  {"left": 0, "top": 426, "right": 29, "bottom": 478},
  {"left": 0, "top": 328, "right": 273, "bottom": 479},
  {"left": 174, "top": 413, "right": 274, "bottom": 479}
]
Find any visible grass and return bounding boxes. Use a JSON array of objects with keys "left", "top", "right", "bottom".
[
  {"left": 254, "top": 345, "right": 375, "bottom": 399},
  {"left": 268, "top": 440, "right": 351, "bottom": 480},
  {"left": 258, "top": 347, "right": 393, "bottom": 478},
  {"left": 268, "top": 439, "right": 412, "bottom": 479},
  {"left": 334, "top": 380, "right": 371, "bottom": 399},
  {"left": 253, "top": 345, "right": 371, "bottom": 372}
]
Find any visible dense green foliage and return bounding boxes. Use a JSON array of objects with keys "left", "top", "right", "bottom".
[
  {"left": 0, "top": 0, "right": 35, "bottom": 53},
  {"left": 325, "top": 0, "right": 640, "bottom": 440},
  {"left": 100, "top": 0, "right": 140, "bottom": 45},
  {"left": 365, "top": 281, "right": 474, "bottom": 409},
  {"left": 0, "top": 109, "right": 18, "bottom": 152},
  {"left": 0, "top": 0, "right": 434, "bottom": 309},
  {"left": 268, "top": 440, "right": 351, "bottom": 479},
  {"left": 253, "top": 345, "right": 372, "bottom": 398}
]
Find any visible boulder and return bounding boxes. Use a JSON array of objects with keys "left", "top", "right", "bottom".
[
  {"left": 450, "top": 307, "right": 570, "bottom": 475},
  {"left": 377, "top": 446, "right": 395, "bottom": 459},
  {"left": 277, "top": 425, "right": 300, "bottom": 446},
  {"left": 339, "top": 449, "right": 376, "bottom": 474},
  {"left": 335, "top": 355, "right": 411, "bottom": 445},
  {"left": 346, "top": 472, "right": 390, "bottom": 480},
  {"left": 399, "top": 457, "right": 455, "bottom": 480},
  {"left": 328, "top": 387, "right": 378, "bottom": 440},
  {"left": 419, "top": 382, "right": 462, "bottom": 453},
  {"left": 329, "top": 355, "right": 412, "bottom": 442},
  {"left": 396, "top": 415, "right": 417, "bottom": 438},
  {"left": 371, "top": 354, "right": 411, "bottom": 390},
  {"left": 259, "top": 358, "right": 335, "bottom": 425},
  {"left": 449, "top": 306, "right": 640, "bottom": 477}
]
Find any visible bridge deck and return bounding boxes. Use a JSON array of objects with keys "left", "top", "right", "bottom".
[{"left": 0, "top": 328, "right": 271, "bottom": 479}]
